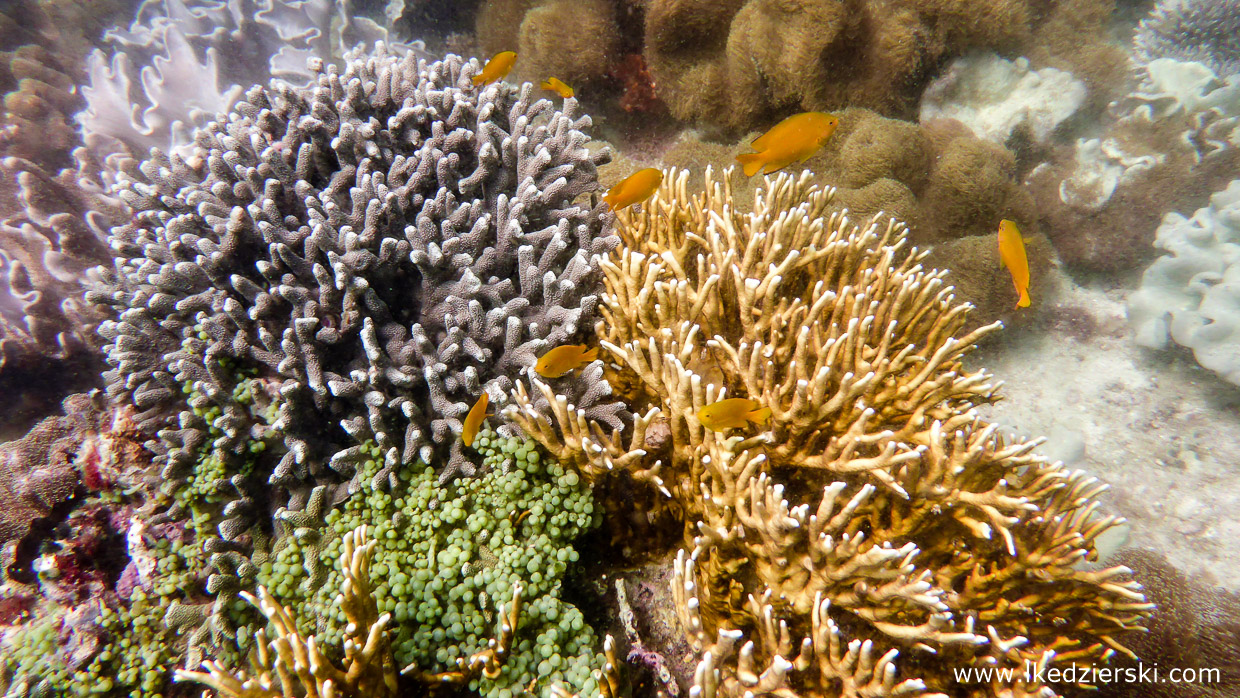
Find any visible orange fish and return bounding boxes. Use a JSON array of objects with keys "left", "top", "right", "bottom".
[
  {"left": 603, "top": 168, "right": 662, "bottom": 211},
  {"left": 541, "top": 77, "right": 574, "bottom": 98},
  {"left": 997, "top": 219, "right": 1031, "bottom": 309},
  {"left": 472, "top": 51, "right": 517, "bottom": 87},
  {"left": 462, "top": 392, "right": 490, "bottom": 447},
  {"left": 535, "top": 345, "right": 599, "bottom": 378},
  {"left": 697, "top": 398, "right": 772, "bottom": 432},
  {"left": 736, "top": 112, "right": 839, "bottom": 177}
]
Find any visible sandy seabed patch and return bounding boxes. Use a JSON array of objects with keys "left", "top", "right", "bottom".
[{"left": 969, "top": 279, "right": 1240, "bottom": 590}]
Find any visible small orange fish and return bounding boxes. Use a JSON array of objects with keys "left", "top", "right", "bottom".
[
  {"left": 997, "top": 219, "right": 1031, "bottom": 309},
  {"left": 541, "top": 77, "right": 574, "bottom": 98},
  {"left": 472, "top": 51, "right": 517, "bottom": 87},
  {"left": 736, "top": 112, "right": 839, "bottom": 177},
  {"left": 603, "top": 168, "right": 662, "bottom": 211},
  {"left": 697, "top": 398, "right": 772, "bottom": 432},
  {"left": 462, "top": 392, "right": 490, "bottom": 447},
  {"left": 535, "top": 345, "right": 599, "bottom": 378}
]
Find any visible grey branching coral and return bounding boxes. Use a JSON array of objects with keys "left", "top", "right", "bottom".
[
  {"left": 512, "top": 169, "right": 1153, "bottom": 697},
  {"left": 1134, "top": 0, "right": 1240, "bottom": 79},
  {"left": 89, "top": 43, "right": 622, "bottom": 555}
]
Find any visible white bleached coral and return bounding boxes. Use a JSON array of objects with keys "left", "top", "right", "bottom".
[
  {"left": 78, "top": 0, "right": 417, "bottom": 157},
  {"left": 1128, "top": 179, "right": 1240, "bottom": 385},
  {"left": 1057, "top": 57, "right": 1240, "bottom": 210},
  {"left": 919, "top": 52, "right": 1086, "bottom": 145}
]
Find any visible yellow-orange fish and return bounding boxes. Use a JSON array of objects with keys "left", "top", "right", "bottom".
[
  {"left": 697, "top": 398, "right": 772, "bottom": 432},
  {"left": 736, "top": 112, "right": 840, "bottom": 177},
  {"left": 462, "top": 392, "right": 490, "bottom": 447},
  {"left": 472, "top": 51, "right": 517, "bottom": 86},
  {"left": 541, "top": 77, "right": 574, "bottom": 98},
  {"left": 997, "top": 219, "right": 1031, "bottom": 309},
  {"left": 603, "top": 168, "right": 662, "bottom": 211},
  {"left": 535, "top": 345, "right": 599, "bottom": 378}
]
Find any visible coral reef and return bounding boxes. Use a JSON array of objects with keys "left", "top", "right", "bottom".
[
  {"left": 0, "top": 392, "right": 106, "bottom": 546},
  {"left": 1029, "top": 57, "right": 1240, "bottom": 273},
  {"left": 641, "top": 0, "right": 1032, "bottom": 133},
  {"left": 511, "top": 168, "right": 1151, "bottom": 697},
  {"left": 659, "top": 110, "right": 1039, "bottom": 327},
  {"left": 923, "top": 231, "right": 1057, "bottom": 331},
  {"left": 79, "top": 0, "right": 414, "bottom": 157},
  {"left": 90, "top": 42, "right": 621, "bottom": 519},
  {"left": 512, "top": 0, "right": 620, "bottom": 88},
  {"left": 256, "top": 428, "right": 606, "bottom": 698},
  {"left": 1127, "top": 179, "right": 1240, "bottom": 386},
  {"left": 1133, "top": 0, "right": 1240, "bottom": 80},
  {"left": 919, "top": 53, "right": 1087, "bottom": 146},
  {"left": 176, "top": 526, "right": 402, "bottom": 697}
]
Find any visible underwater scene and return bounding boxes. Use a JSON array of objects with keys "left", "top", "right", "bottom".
[{"left": 0, "top": 0, "right": 1238, "bottom": 696}]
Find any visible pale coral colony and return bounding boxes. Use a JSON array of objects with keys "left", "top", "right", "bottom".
[{"left": 1, "top": 1, "right": 1238, "bottom": 698}]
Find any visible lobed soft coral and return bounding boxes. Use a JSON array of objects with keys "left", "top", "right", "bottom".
[
  {"left": 511, "top": 168, "right": 1151, "bottom": 697},
  {"left": 641, "top": 0, "right": 1032, "bottom": 134}
]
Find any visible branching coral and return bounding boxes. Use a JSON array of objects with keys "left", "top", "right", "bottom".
[
  {"left": 511, "top": 168, "right": 1152, "bottom": 696},
  {"left": 88, "top": 43, "right": 625, "bottom": 557},
  {"left": 175, "top": 526, "right": 402, "bottom": 697}
]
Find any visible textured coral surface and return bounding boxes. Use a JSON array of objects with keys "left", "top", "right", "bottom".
[{"left": 513, "top": 168, "right": 1152, "bottom": 697}]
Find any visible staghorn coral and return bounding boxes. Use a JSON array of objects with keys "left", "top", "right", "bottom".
[
  {"left": 88, "top": 44, "right": 623, "bottom": 569},
  {"left": 79, "top": 0, "right": 415, "bottom": 158},
  {"left": 1133, "top": 0, "right": 1240, "bottom": 80},
  {"left": 510, "top": 168, "right": 1151, "bottom": 697}
]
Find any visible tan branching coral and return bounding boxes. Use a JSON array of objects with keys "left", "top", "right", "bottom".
[
  {"left": 174, "top": 526, "right": 401, "bottom": 697},
  {"left": 509, "top": 168, "right": 1152, "bottom": 697}
]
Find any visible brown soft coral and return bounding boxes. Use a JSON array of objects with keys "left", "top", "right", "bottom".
[
  {"left": 514, "top": 0, "right": 621, "bottom": 87},
  {"left": 643, "top": 0, "right": 1032, "bottom": 133},
  {"left": 0, "top": 393, "right": 107, "bottom": 545},
  {"left": 510, "top": 169, "right": 1151, "bottom": 697}
]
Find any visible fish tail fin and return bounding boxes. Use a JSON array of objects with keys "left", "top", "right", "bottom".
[
  {"left": 1017, "top": 288, "right": 1031, "bottom": 308},
  {"left": 582, "top": 347, "right": 599, "bottom": 362},
  {"left": 736, "top": 153, "right": 765, "bottom": 177},
  {"left": 750, "top": 406, "right": 772, "bottom": 425}
]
